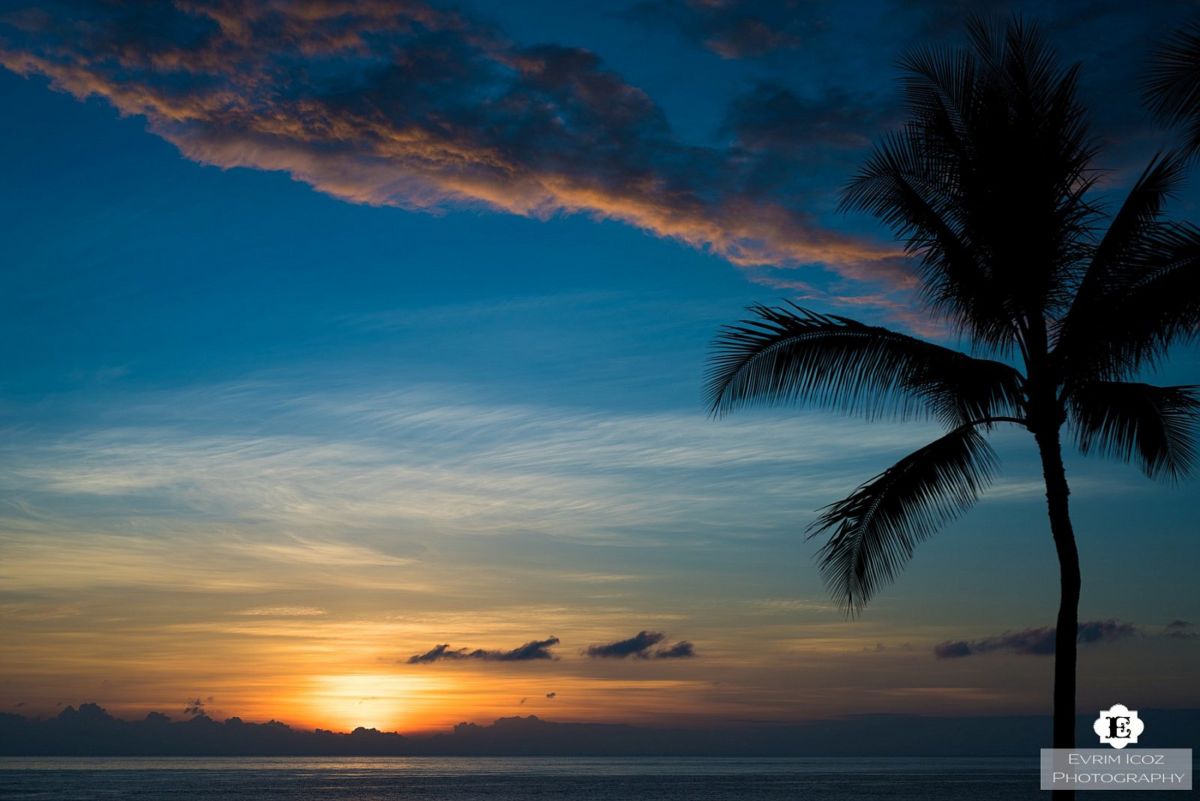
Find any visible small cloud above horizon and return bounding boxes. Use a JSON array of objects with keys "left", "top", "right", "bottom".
[
  {"left": 406, "top": 637, "right": 561, "bottom": 664},
  {"left": 183, "top": 697, "right": 208, "bottom": 716},
  {"left": 585, "top": 631, "right": 696, "bottom": 659}
]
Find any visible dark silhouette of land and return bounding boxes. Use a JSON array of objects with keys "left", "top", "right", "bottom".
[{"left": 1, "top": 704, "right": 1196, "bottom": 757}]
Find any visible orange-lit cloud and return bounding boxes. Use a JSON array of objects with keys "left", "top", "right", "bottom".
[{"left": 0, "top": 0, "right": 909, "bottom": 297}]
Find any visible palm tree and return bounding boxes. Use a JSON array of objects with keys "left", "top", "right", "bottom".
[{"left": 706, "top": 17, "right": 1200, "bottom": 774}]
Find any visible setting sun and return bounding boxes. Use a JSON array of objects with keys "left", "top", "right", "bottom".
[{"left": 306, "top": 674, "right": 449, "bottom": 732}]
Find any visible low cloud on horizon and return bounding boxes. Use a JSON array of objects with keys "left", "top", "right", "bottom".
[{"left": 934, "top": 620, "right": 1152, "bottom": 659}]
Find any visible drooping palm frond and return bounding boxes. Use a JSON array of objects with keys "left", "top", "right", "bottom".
[
  {"left": 706, "top": 304, "right": 1024, "bottom": 425},
  {"left": 1069, "top": 382, "right": 1200, "bottom": 480},
  {"left": 1145, "top": 23, "right": 1200, "bottom": 152},
  {"left": 810, "top": 424, "right": 999, "bottom": 615}
]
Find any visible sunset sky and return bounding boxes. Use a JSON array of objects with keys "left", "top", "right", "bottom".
[{"left": 1, "top": 0, "right": 1199, "bottom": 735}]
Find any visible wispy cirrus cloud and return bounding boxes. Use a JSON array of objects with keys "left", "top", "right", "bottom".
[
  {"left": 1, "top": 382, "right": 948, "bottom": 546},
  {"left": 1, "top": 377, "right": 1130, "bottom": 571},
  {"left": 235, "top": 606, "right": 328, "bottom": 617},
  {"left": 0, "top": 0, "right": 908, "bottom": 293}
]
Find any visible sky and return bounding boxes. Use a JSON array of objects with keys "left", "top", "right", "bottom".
[{"left": 1, "top": 0, "right": 1199, "bottom": 735}]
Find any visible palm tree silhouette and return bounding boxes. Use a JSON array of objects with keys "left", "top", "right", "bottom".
[{"left": 706, "top": 17, "right": 1200, "bottom": 776}]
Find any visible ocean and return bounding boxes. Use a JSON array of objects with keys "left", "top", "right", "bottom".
[{"left": 0, "top": 754, "right": 1171, "bottom": 800}]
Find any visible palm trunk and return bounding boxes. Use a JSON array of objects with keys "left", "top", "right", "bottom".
[{"left": 1035, "top": 425, "right": 1081, "bottom": 801}]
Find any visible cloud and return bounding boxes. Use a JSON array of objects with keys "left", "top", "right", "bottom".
[
  {"left": 717, "top": 82, "right": 901, "bottom": 227},
  {"left": 932, "top": 640, "right": 973, "bottom": 659},
  {"left": 234, "top": 606, "right": 327, "bottom": 617},
  {"left": 406, "top": 637, "right": 560, "bottom": 664},
  {"left": 1076, "top": 620, "right": 1138, "bottom": 646},
  {"left": 625, "top": 1, "right": 827, "bottom": 59},
  {"left": 654, "top": 640, "right": 696, "bottom": 659},
  {"left": 1164, "top": 620, "right": 1198, "bottom": 640},
  {"left": 586, "top": 630, "right": 666, "bottom": 658},
  {"left": 585, "top": 630, "right": 695, "bottom": 659},
  {"left": 934, "top": 620, "right": 1140, "bottom": 659},
  {"left": 0, "top": 0, "right": 906, "bottom": 293},
  {"left": 487, "top": 637, "right": 560, "bottom": 662},
  {"left": 183, "top": 698, "right": 205, "bottom": 716},
  {"left": 1, "top": 384, "right": 947, "bottom": 561},
  {"left": 726, "top": 83, "right": 892, "bottom": 155},
  {"left": 744, "top": 271, "right": 940, "bottom": 337},
  {"left": 406, "top": 644, "right": 464, "bottom": 664}
]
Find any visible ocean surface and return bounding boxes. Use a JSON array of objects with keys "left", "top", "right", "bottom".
[{"left": 0, "top": 755, "right": 1168, "bottom": 800}]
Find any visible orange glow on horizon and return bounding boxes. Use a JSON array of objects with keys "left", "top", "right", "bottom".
[{"left": 300, "top": 673, "right": 453, "bottom": 732}]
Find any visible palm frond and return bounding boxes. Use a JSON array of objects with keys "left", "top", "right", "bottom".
[
  {"left": 1059, "top": 221, "right": 1200, "bottom": 382},
  {"left": 1067, "top": 152, "right": 1186, "bottom": 306},
  {"left": 1069, "top": 382, "right": 1200, "bottom": 480},
  {"left": 843, "top": 15, "right": 1098, "bottom": 354},
  {"left": 1145, "top": 23, "right": 1200, "bottom": 152},
  {"left": 810, "top": 424, "right": 999, "bottom": 615},
  {"left": 1057, "top": 152, "right": 1188, "bottom": 358},
  {"left": 706, "top": 304, "right": 1024, "bottom": 425},
  {"left": 840, "top": 132, "right": 1014, "bottom": 347}
]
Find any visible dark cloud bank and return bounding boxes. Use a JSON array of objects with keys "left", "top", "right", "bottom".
[
  {"left": 1, "top": 0, "right": 1194, "bottom": 328},
  {"left": 2, "top": 703, "right": 1196, "bottom": 756},
  {"left": 0, "top": 0, "right": 908, "bottom": 295}
]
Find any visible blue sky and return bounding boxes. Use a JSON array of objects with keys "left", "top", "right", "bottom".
[{"left": 1, "top": 0, "right": 1198, "bottom": 731}]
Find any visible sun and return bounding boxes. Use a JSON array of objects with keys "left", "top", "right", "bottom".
[{"left": 306, "top": 673, "right": 445, "bottom": 732}]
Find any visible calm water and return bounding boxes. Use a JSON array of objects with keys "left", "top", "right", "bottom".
[{"left": 0, "top": 755, "right": 1162, "bottom": 800}]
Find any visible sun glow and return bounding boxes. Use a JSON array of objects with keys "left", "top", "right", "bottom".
[{"left": 306, "top": 674, "right": 448, "bottom": 732}]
